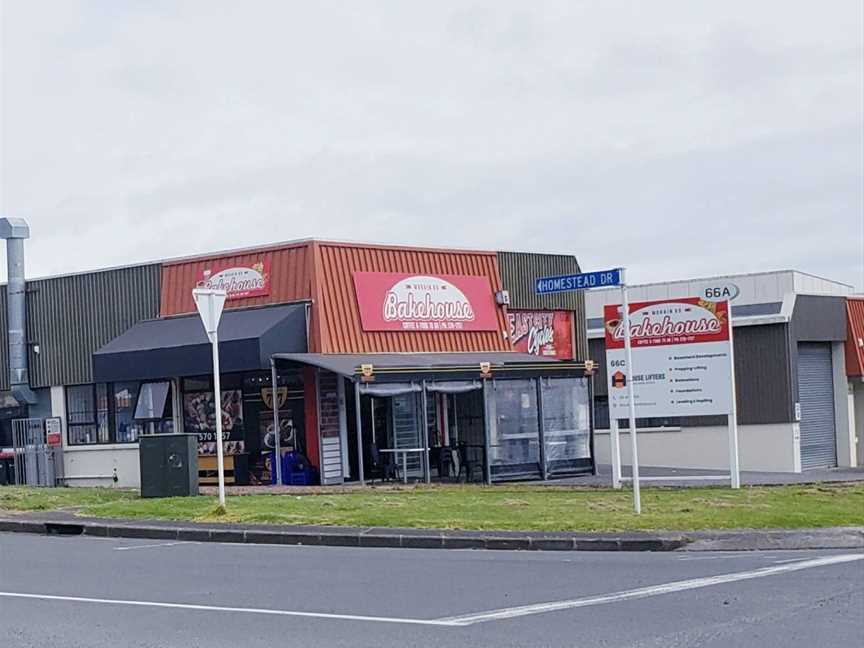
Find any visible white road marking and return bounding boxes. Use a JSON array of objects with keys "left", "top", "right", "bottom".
[
  {"left": 439, "top": 553, "right": 864, "bottom": 625},
  {"left": 0, "top": 592, "right": 457, "bottom": 627},
  {"left": 114, "top": 542, "right": 195, "bottom": 551},
  {"left": 2, "top": 554, "right": 859, "bottom": 628}
]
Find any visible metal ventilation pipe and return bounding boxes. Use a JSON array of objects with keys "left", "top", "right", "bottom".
[{"left": 0, "top": 217, "right": 36, "bottom": 405}]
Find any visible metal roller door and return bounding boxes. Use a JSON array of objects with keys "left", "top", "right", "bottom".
[{"left": 797, "top": 343, "right": 836, "bottom": 469}]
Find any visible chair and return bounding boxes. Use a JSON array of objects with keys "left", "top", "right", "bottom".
[
  {"left": 369, "top": 445, "right": 398, "bottom": 483},
  {"left": 457, "top": 443, "right": 476, "bottom": 483}
]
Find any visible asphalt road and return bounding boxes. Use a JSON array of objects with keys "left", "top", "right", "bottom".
[{"left": 0, "top": 533, "right": 862, "bottom": 648}]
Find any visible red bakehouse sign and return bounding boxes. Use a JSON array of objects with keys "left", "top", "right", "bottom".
[
  {"left": 352, "top": 272, "right": 499, "bottom": 331},
  {"left": 196, "top": 259, "right": 271, "bottom": 300},
  {"left": 604, "top": 297, "right": 734, "bottom": 419}
]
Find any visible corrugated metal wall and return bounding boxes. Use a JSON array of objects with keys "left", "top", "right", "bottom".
[
  {"left": 0, "top": 264, "right": 162, "bottom": 389},
  {"left": 797, "top": 342, "right": 837, "bottom": 469},
  {"left": 845, "top": 298, "right": 864, "bottom": 378},
  {"left": 160, "top": 243, "right": 313, "bottom": 316},
  {"left": 313, "top": 242, "right": 510, "bottom": 353},
  {"left": 496, "top": 251, "right": 588, "bottom": 360},
  {"left": 590, "top": 323, "right": 795, "bottom": 425}
]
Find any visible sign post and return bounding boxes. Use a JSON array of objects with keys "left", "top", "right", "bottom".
[
  {"left": 619, "top": 270, "right": 641, "bottom": 514},
  {"left": 193, "top": 288, "right": 228, "bottom": 509},
  {"left": 726, "top": 308, "right": 741, "bottom": 489},
  {"left": 536, "top": 266, "right": 641, "bottom": 514}
]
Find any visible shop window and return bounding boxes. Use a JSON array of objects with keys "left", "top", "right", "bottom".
[
  {"left": 541, "top": 378, "right": 591, "bottom": 462},
  {"left": 67, "top": 382, "right": 144, "bottom": 445},
  {"left": 67, "top": 385, "right": 98, "bottom": 445},
  {"left": 114, "top": 382, "right": 143, "bottom": 443},
  {"left": 490, "top": 379, "right": 541, "bottom": 473},
  {"left": 184, "top": 388, "right": 245, "bottom": 455},
  {"left": 134, "top": 382, "right": 174, "bottom": 435}
]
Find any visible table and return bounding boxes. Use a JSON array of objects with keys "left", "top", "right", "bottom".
[{"left": 377, "top": 448, "right": 428, "bottom": 484}]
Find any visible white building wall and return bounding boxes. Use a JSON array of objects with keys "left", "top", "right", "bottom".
[
  {"left": 55, "top": 385, "right": 140, "bottom": 488},
  {"left": 594, "top": 423, "right": 799, "bottom": 473},
  {"left": 832, "top": 342, "right": 856, "bottom": 468},
  {"left": 852, "top": 381, "right": 864, "bottom": 467},
  {"left": 63, "top": 445, "right": 140, "bottom": 488}
]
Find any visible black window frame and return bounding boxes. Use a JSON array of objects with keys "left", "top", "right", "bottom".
[{"left": 66, "top": 382, "right": 147, "bottom": 446}]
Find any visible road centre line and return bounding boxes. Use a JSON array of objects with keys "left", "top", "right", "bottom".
[
  {"left": 114, "top": 542, "right": 196, "bottom": 551},
  {"left": 0, "top": 592, "right": 457, "bottom": 627},
  {"left": 439, "top": 554, "right": 864, "bottom": 625},
  {"left": 1, "top": 554, "right": 860, "bottom": 628}
]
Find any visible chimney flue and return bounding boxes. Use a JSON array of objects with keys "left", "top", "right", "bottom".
[{"left": 0, "top": 217, "right": 36, "bottom": 405}]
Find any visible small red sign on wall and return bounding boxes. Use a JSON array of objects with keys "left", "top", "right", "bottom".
[
  {"left": 196, "top": 259, "right": 271, "bottom": 300},
  {"left": 508, "top": 310, "right": 574, "bottom": 359},
  {"left": 352, "top": 272, "right": 499, "bottom": 332}
]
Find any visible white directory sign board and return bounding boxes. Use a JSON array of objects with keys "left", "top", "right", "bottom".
[{"left": 605, "top": 297, "right": 733, "bottom": 418}]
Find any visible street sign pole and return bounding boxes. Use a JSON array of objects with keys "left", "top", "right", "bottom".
[
  {"left": 193, "top": 288, "right": 227, "bottom": 509},
  {"left": 620, "top": 270, "right": 641, "bottom": 514},
  {"left": 211, "top": 327, "right": 226, "bottom": 509},
  {"left": 726, "top": 306, "right": 741, "bottom": 489}
]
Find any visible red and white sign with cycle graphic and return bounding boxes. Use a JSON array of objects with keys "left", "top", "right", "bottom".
[{"left": 605, "top": 297, "right": 733, "bottom": 418}]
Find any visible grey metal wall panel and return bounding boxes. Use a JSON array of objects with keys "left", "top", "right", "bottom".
[
  {"left": 732, "top": 324, "right": 794, "bottom": 424},
  {"left": 797, "top": 342, "right": 836, "bottom": 469},
  {"left": 791, "top": 295, "right": 847, "bottom": 342},
  {"left": 0, "top": 264, "right": 162, "bottom": 390},
  {"left": 589, "top": 338, "right": 608, "bottom": 397},
  {"left": 497, "top": 251, "right": 588, "bottom": 359},
  {"left": 589, "top": 323, "right": 794, "bottom": 425}
]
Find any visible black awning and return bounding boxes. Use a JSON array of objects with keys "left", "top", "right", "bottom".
[
  {"left": 94, "top": 304, "right": 308, "bottom": 383},
  {"left": 271, "top": 352, "right": 585, "bottom": 379}
]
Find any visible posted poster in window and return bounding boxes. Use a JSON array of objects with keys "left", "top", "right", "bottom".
[
  {"left": 605, "top": 297, "right": 733, "bottom": 419},
  {"left": 184, "top": 389, "right": 245, "bottom": 454}
]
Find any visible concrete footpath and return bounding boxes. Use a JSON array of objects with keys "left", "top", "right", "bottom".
[{"left": 1, "top": 510, "right": 861, "bottom": 552}]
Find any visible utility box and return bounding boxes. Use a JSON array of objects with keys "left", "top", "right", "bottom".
[{"left": 139, "top": 434, "right": 199, "bottom": 498}]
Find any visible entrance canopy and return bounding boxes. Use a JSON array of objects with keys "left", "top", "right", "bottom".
[
  {"left": 94, "top": 304, "right": 308, "bottom": 383},
  {"left": 271, "top": 352, "right": 585, "bottom": 380}
]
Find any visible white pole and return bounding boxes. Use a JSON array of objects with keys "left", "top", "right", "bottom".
[
  {"left": 726, "top": 302, "right": 741, "bottom": 489},
  {"left": 211, "top": 329, "right": 226, "bottom": 509},
  {"left": 270, "top": 361, "right": 282, "bottom": 486},
  {"left": 620, "top": 273, "right": 641, "bottom": 514},
  {"left": 610, "top": 418, "right": 621, "bottom": 489}
]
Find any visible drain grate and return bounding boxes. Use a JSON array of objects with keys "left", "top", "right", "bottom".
[{"left": 44, "top": 523, "right": 84, "bottom": 536}]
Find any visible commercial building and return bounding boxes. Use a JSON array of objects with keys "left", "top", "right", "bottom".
[
  {"left": 586, "top": 270, "right": 860, "bottom": 473},
  {"left": 0, "top": 234, "right": 594, "bottom": 488}
]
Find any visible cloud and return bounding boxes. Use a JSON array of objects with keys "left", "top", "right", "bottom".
[{"left": 1, "top": 1, "right": 862, "bottom": 290}]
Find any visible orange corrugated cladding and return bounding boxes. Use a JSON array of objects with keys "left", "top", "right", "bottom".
[
  {"left": 845, "top": 298, "right": 864, "bottom": 377},
  {"left": 159, "top": 239, "right": 511, "bottom": 353},
  {"left": 160, "top": 243, "right": 313, "bottom": 316},
  {"left": 311, "top": 241, "right": 510, "bottom": 353}
]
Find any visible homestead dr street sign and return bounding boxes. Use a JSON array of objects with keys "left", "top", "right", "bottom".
[{"left": 535, "top": 268, "right": 622, "bottom": 294}]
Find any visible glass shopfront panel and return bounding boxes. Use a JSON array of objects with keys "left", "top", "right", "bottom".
[
  {"left": 541, "top": 377, "right": 591, "bottom": 473},
  {"left": 181, "top": 370, "right": 304, "bottom": 485},
  {"left": 489, "top": 379, "right": 541, "bottom": 478}
]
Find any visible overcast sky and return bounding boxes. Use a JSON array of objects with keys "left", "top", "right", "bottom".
[{"left": 1, "top": 1, "right": 862, "bottom": 289}]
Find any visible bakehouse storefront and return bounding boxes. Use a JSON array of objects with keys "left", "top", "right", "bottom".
[{"left": 89, "top": 241, "right": 594, "bottom": 487}]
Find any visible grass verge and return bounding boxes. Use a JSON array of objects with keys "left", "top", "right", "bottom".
[{"left": 1, "top": 483, "right": 863, "bottom": 532}]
